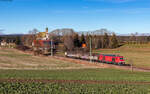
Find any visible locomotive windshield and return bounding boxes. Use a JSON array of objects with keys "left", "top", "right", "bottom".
[{"left": 120, "top": 58, "right": 124, "bottom": 60}]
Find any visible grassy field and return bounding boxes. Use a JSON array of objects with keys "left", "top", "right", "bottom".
[
  {"left": 0, "top": 48, "right": 150, "bottom": 93},
  {"left": 0, "top": 69, "right": 150, "bottom": 93},
  {"left": 0, "top": 69, "right": 150, "bottom": 82},
  {"left": 94, "top": 44, "right": 150, "bottom": 69},
  {"left": 0, "top": 48, "right": 96, "bottom": 70}
]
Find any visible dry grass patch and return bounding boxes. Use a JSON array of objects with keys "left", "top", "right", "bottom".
[{"left": 0, "top": 48, "right": 97, "bottom": 70}]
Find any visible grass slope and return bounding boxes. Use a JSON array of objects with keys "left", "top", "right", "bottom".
[
  {"left": 94, "top": 44, "right": 150, "bottom": 68},
  {"left": 0, "top": 48, "right": 95, "bottom": 70}
]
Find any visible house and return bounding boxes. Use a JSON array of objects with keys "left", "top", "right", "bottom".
[
  {"left": 0, "top": 40, "right": 6, "bottom": 46},
  {"left": 0, "top": 40, "right": 16, "bottom": 48}
]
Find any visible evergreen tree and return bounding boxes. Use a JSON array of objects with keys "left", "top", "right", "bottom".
[
  {"left": 15, "top": 36, "right": 21, "bottom": 45},
  {"left": 110, "top": 33, "right": 118, "bottom": 48},
  {"left": 73, "top": 33, "right": 80, "bottom": 47},
  {"left": 147, "top": 36, "right": 150, "bottom": 42},
  {"left": 85, "top": 34, "right": 90, "bottom": 49},
  {"left": 0, "top": 36, "right": 2, "bottom": 42},
  {"left": 80, "top": 33, "right": 86, "bottom": 44},
  {"left": 97, "top": 35, "right": 102, "bottom": 48},
  {"left": 103, "top": 33, "right": 109, "bottom": 48}
]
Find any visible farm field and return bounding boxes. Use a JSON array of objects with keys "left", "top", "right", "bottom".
[
  {"left": 0, "top": 48, "right": 150, "bottom": 93},
  {"left": 94, "top": 44, "right": 150, "bottom": 69},
  {"left": 0, "top": 69, "right": 150, "bottom": 93},
  {"left": 0, "top": 82, "right": 149, "bottom": 94}
]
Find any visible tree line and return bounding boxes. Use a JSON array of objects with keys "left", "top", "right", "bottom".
[
  {"left": 1, "top": 28, "right": 150, "bottom": 52},
  {"left": 63, "top": 32, "right": 119, "bottom": 51},
  {"left": 48, "top": 28, "right": 119, "bottom": 51},
  {"left": 0, "top": 35, "right": 22, "bottom": 45}
]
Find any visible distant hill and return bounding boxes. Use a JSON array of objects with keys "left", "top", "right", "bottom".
[
  {"left": 118, "top": 33, "right": 150, "bottom": 36},
  {"left": 0, "top": 32, "right": 4, "bottom": 35},
  {"left": 0, "top": 34, "right": 25, "bottom": 37},
  {"left": 77, "top": 28, "right": 113, "bottom": 35}
]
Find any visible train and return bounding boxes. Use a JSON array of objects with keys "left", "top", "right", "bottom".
[{"left": 66, "top": 53, "right": 125, "bottom": 66}]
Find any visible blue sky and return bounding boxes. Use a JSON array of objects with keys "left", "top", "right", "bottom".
[{"left": 0, "top": 0, "right": 150, "bottom": 34}]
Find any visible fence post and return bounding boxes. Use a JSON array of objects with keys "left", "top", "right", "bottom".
[
  {"left": 90, "top": 37, "right": 92, "bottom": 62},
  {"left": 51, "top": 39, "right": 53, "bottom": 56}
]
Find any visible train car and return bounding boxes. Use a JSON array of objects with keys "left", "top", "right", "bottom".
[
  {"left": 80, "top": 55, "right": 90, "bottom": 60},
  {"left": 98, "top": 54, "right": 125, "bottom": 65},
  {"left": 66, "top": 53, "right": 125, "bottom": 66}
]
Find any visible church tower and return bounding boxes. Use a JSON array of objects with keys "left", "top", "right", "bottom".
[{"left": 45, "top": 27, "right": 49, "bottom": 40}]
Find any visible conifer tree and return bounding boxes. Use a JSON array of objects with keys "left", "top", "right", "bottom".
[
  {"left": 80, "top": 33, "right": 86, "bottom": 44},
  {"left": 73, "top": 33, "right": 80, "bottom": 47},
  {"left": 85, "top": 34, "right": 90, "bottom": 48},
  {"left": 110, "top": 33, "right": 118, "bottom": 48},
  {"left": 15, "top": 36, "right": 21, "bottom": 45},
  {"left": 103, "top": 33, "right": 109, "bottom": 48}
]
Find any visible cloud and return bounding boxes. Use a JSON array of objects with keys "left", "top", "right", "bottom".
[
  {"left": 51, "top": 7, "right": 150, "bottom": 14},
  {"left": 51, "top": 9, "right": 110, "bottom": 14},
  {"left": 84, "top": 0, "right": 137, "bottom": 3},
  {"left": 0, "top": 28, "right": 5, "bottom": 32},
  {"left": 0, "top": 28, "right": 4, "bottom": 35},
  {"left": 122, "top": 8, "right": 150, "bottom": 14}
]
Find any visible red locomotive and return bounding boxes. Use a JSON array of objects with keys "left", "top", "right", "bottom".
[{"left": 99, "top": 54, "right": 125, "bottom": 65}]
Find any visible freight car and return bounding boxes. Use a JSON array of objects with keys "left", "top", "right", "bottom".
[{"left": 66, "top": 53, "right": 125, "bottom": 66}]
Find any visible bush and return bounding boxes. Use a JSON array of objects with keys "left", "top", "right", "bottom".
[{"left": 15, "top": 45, "right": 31, "bottom": 51}]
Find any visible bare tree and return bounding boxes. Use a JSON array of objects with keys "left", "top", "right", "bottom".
[
  {"left": 22, "top": 29, "right": 39, "bottom": 46},
  {"left": 64, "top": 35, "right": 74, "bottom": 51}
]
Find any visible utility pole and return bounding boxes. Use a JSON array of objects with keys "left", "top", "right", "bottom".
[
  {"left": 130, "top": 59, "right": 133, "bottom": 72},
  {"left": 90, "top": 36, "right": 92, "bottom": 62},
  {"left": 51, "top": 39, "right": 53, "bottom": 56}
]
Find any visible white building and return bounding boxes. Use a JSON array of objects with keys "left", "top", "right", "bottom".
[{"left": 0, "top": 41, "right": 6, "bottom": 46}]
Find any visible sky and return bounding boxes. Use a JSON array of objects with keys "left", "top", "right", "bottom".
[{"left": 0, "top": 0, "right": 150, "bottom": 34}]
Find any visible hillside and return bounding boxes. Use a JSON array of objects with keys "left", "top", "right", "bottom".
[
  {"left": 0, "top": 48, "right": 97, "bottom": 70},
  {"left": 94, "top": 44, "right": 150, "bottom": 69}
]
